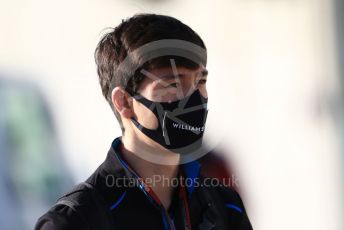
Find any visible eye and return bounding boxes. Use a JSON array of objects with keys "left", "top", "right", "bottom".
[
  {"left": 167, "top": 82, "right": 179, "bottom": 88},
  {"left": 198, "top": 79, "right": 207, "bottom": 84}
]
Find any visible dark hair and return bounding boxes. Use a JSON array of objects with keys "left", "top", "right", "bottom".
[{"left": 94, "top": 13, "right": 207, "bottom": 132}]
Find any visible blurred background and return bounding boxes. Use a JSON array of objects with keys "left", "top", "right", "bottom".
[{"left": 0, "top": 0, "right": 343, "bottom": 229}]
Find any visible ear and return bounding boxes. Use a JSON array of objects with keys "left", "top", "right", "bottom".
[{"left": 111, "top": 87, "right": 134, "bottom": 119}]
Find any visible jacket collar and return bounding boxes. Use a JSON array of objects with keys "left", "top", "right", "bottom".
[{"left": 102, "top": 137, "right": 202, "bottom": 197}]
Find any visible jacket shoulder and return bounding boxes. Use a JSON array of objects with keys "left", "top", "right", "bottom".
[
  {"left": 35, "top": 182, "right": 101, "bottom": 230},
  {"left": 35, "top": 156, "right": 122, "bottom": 230},
  {"left": 35, "top": 200, "right": 90, "bottom": 230}
]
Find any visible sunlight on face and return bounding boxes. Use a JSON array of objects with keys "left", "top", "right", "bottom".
[{"left": 137, "top": 64, "right": 208, "bottom": 103}]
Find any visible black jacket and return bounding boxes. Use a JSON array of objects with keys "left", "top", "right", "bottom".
[{"left": 35, "top": 137, "right": 253, "bottom": 230}]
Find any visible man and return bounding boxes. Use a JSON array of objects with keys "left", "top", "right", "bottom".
[{"left": 35, "top": 13, "right": 253, "bottom": 230}]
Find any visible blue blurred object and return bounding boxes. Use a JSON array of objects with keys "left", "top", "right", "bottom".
[{"left": 0, "top": 76, "right": 74, "bottom": 230}]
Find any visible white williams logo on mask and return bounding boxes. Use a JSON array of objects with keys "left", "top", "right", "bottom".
[{"left": 172, "top": 123, "right": 205, "bottom": 133}]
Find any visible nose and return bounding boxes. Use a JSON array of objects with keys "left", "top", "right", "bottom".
[{"left": 175, "top": 76, "right": 194, "bottom": 99}]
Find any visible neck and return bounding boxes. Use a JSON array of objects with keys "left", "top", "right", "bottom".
[{"left": 120, "top": 133, "right": 181, "bottom": 210}]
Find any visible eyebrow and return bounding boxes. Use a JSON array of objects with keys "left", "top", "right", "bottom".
[
  {"left": 140, "top": 68, "right": 208, "bottom": 88},
  {"left": 159, "top": 69, "right": 208, "bottom": 80},
  {"left": 200, "top": 69, "right": 208, "bottom": 77}
]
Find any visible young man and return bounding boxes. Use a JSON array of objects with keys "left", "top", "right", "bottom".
[{"left": 35, "top": 13, "right": 253, "bottom": 230}]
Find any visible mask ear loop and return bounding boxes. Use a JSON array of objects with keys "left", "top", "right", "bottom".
[{"left": 131, "top": 93, "right": 153, "bottom": 108}]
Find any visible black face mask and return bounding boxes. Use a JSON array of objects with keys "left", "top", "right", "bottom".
[{"left": 131, "top": 89, "right": 208, "bottom": 154}]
